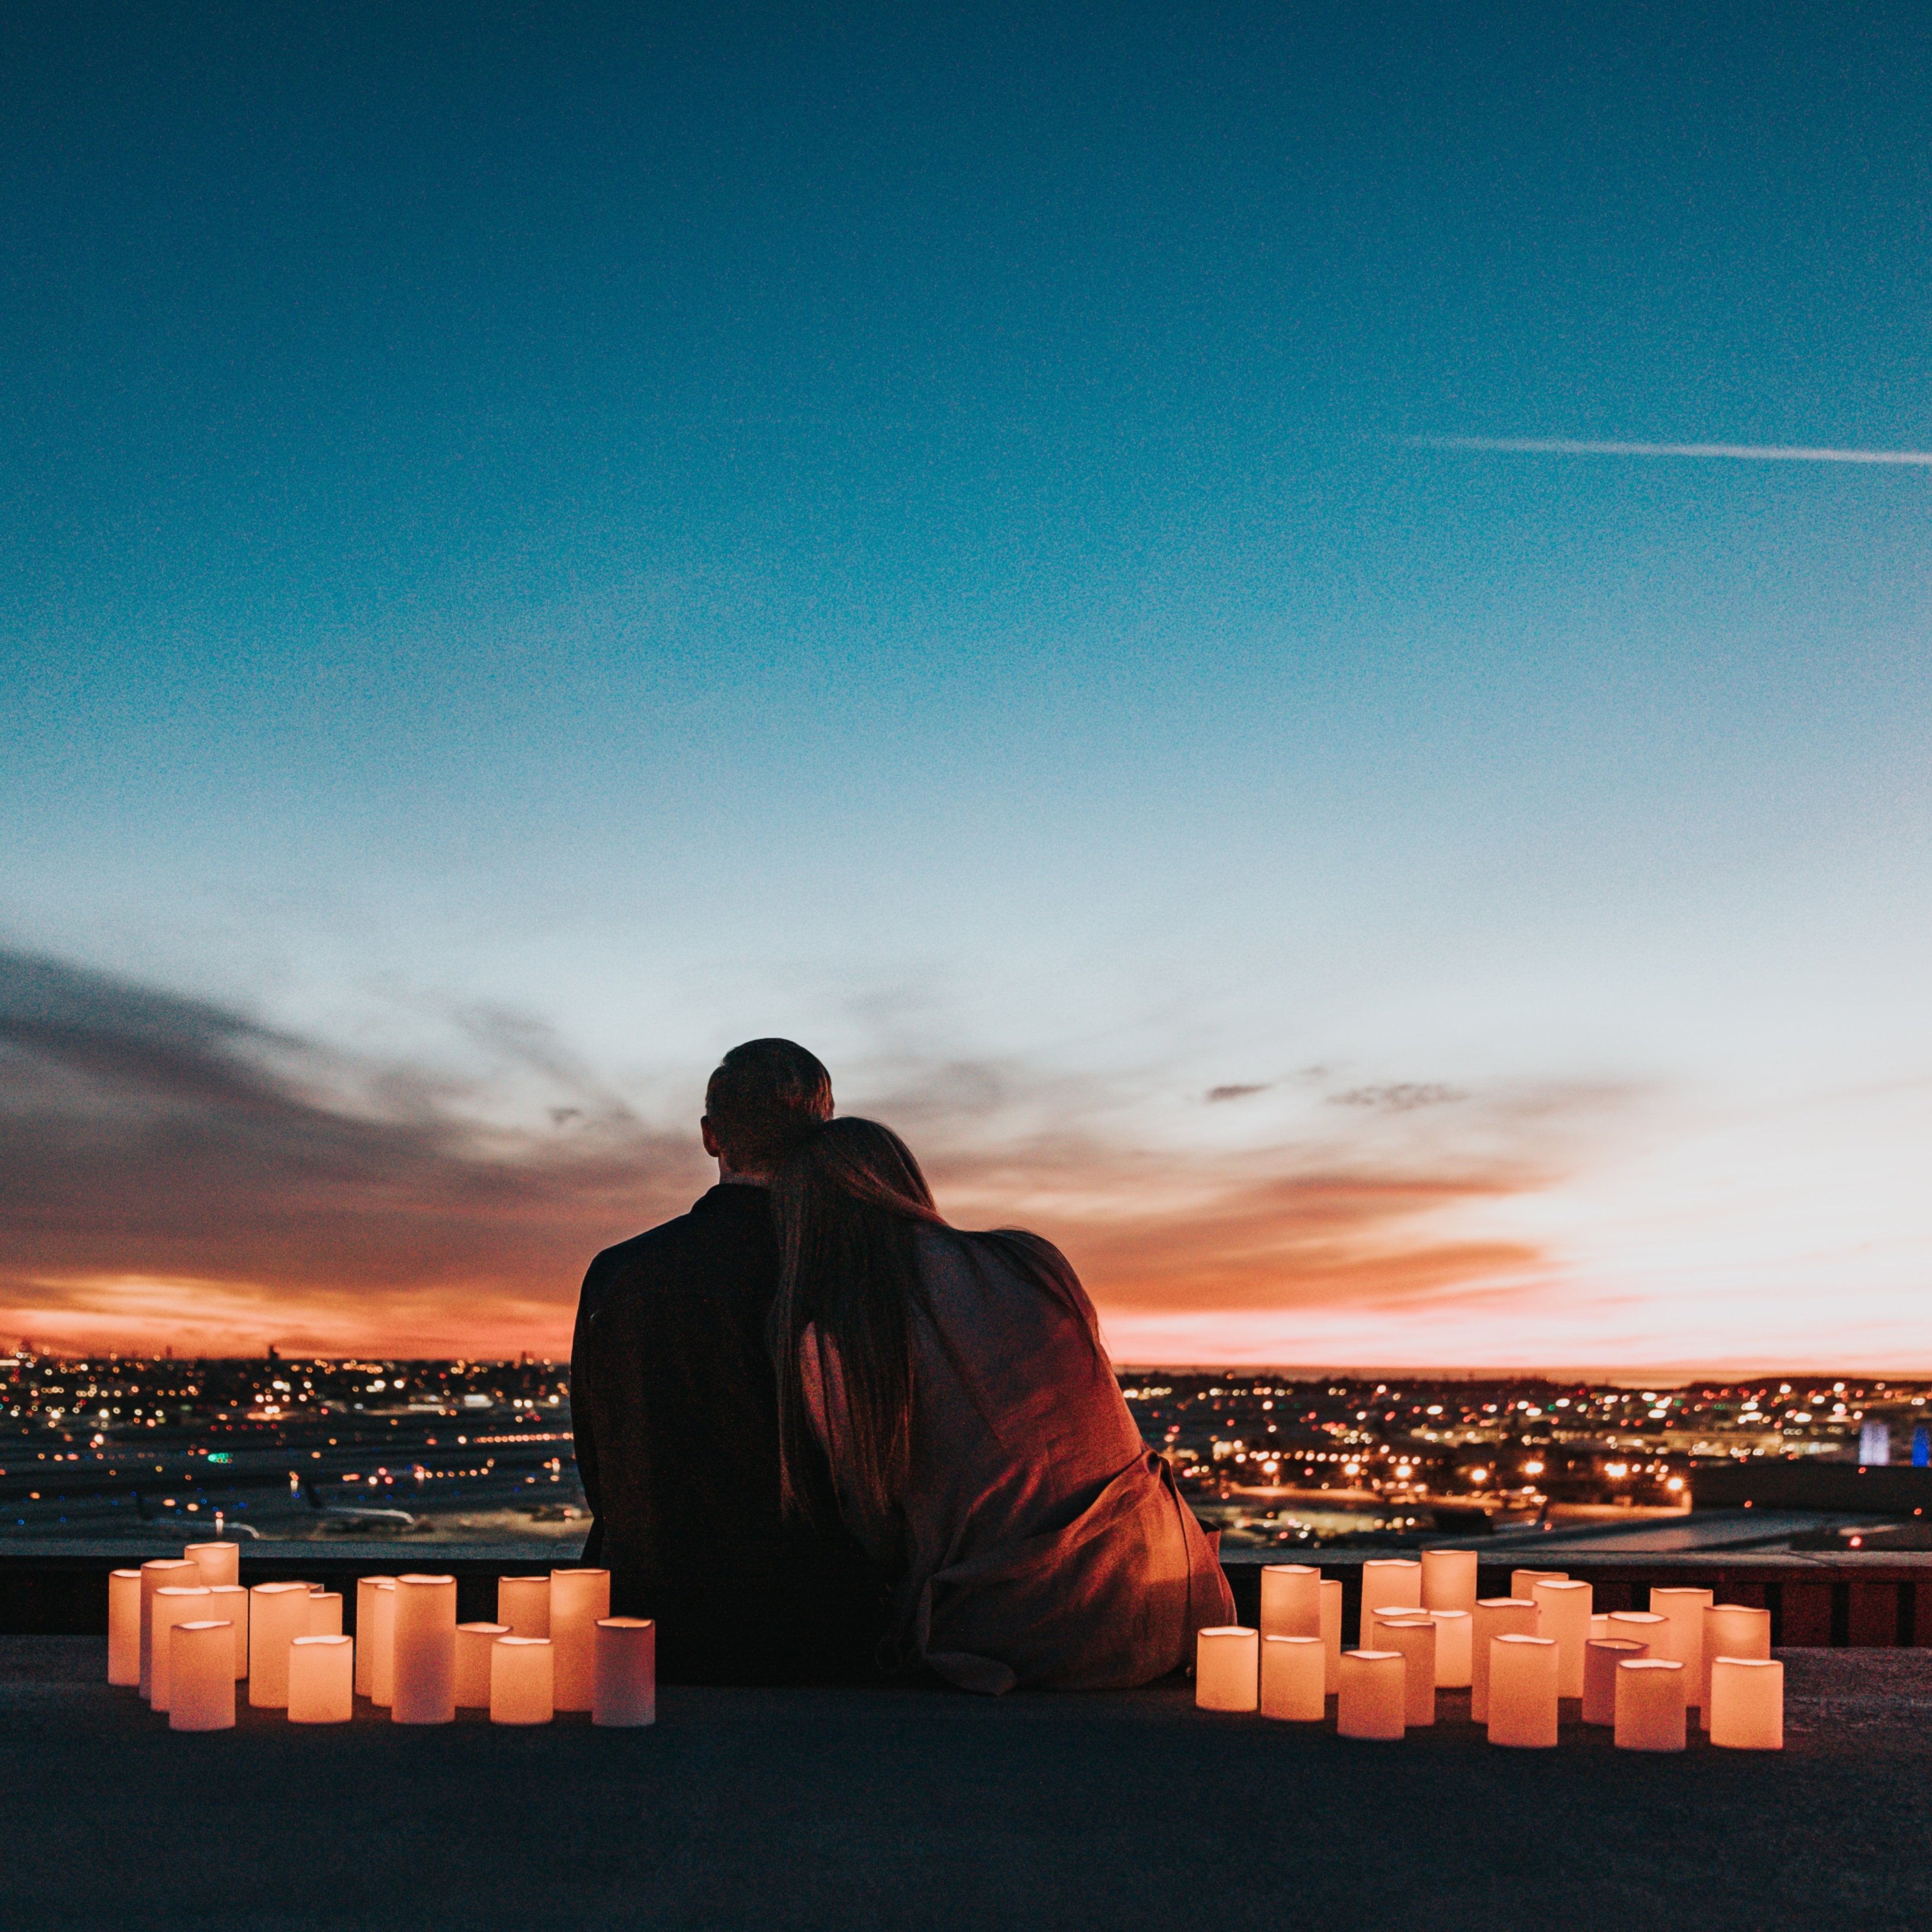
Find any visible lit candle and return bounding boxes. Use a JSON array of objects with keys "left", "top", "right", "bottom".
[
  {"left": 108, "top": 1569, "right": 143, "bottom": 1687},
  {"left": 247, "top": 1582, "right": 313, "bottom": 1708},
  {"left": 1358, "top": 1560, "right": 1421, "bottom": 1632},
  {"left": 139, "top": 1559, "right": 199, "bottom": 1701},
  {"left": 1509, "top": 1568, "right": 1567, "bottom": 1604},
  {"left": 183, "top": 1541, "right": 239, "bottom": 1589},
  {"left": 206, "top": 1585, "right": 249, "bottom": 1677},
  {"left": 368, "top": 1579, "right": 398, "bottom": 1706},
  {"left": 1530, "top": 1578, "right": 1593, "bottom": 1697},
  {"left": 594, "top": 1617, "right": 658, "bottom": 1727},
  {"left": 1374, "top": 1616, "right": 1438, "bottom": 1725},
  {"left": 1319, "top": 1579, "right": 1343, "bottom": 1692},
  {"left": 1194, "top": 1626, "right": 1260, "bottom": 1711},
  {"left": 1647, "top": 1587, "right": 1714, "bottom": 1693},
  {"left": 1708, "top": 1657, "right": 1783, "bottom": 1750},
  {"left": 1470, "top": 1598, "right": 1538, "bottom": 1723},
  {"left": 149, "top": 1586, "right": 212, "bottom": 1711},
  {"left": 1420, "top": 1549, "right": 1478, "bottom": 1614},
  {"left": 308, "top": 1592, "right": 344, "bottom": 1637},
  {"left": 1698, "top": 1605, "right": 1772, "bottom": 1727},
  {"left": 1614, "top": 1656, "right": 1686, "bottom": 1751},
  {"left": 167, "top": 1620, "right": 236, "bottom": 1731},
  {"left": 456, "top": 1622, "right": 511, "bottom": 1707},
  {"left": 549, "top": 1568, "right": 612, "bottom": 1712},
  {"left": 1259, "top": 1634, "right": 1326, "bottom": 1721},
  {"left": 498, "top": 1574, "right": 551, "bottom": 1637},
  {"left": 288, "top": 1635, "right": 355, "bottom": 1723},
  {"left": 491, "top": 1635, "right": 555, "bottom": 1724},
  {"left": 391, "top": 1574, "right": 458, "bottom": 1725},
  {"left": 1258, "top": 1564, "right": 1321, "bottom": 1638},
  {"left": 354, "top": 1578, "right": 387, "bottom": 1698},
  {"left": 1337, "top": 1650, "right": 1405, "bottom": 1740},
  {"left": 1582, "top": 1637, "right": 1648, "bottom": 1725},
  {"left": 1427, "top": 1609, "right": 1473, "bottom": 1688},
  {"left": 1606, "top": 1609, "right": 1667, "bottom": 1652},
  {"left": 1486, "top": 1634, "right": 1559, "bottom": 1748}
]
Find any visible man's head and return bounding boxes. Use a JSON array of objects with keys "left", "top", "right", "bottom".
[{"left": 701, "top": 1038, "right": 833, "bottom": 1181}]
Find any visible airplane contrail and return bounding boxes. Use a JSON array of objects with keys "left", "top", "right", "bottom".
[{"left": 1412, "top": 435, "right": 1932, "bottom": 467}]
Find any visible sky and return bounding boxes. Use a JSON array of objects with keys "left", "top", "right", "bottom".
[{"left": 2, "top": 2, "right": 1929, "bottom": 1370}]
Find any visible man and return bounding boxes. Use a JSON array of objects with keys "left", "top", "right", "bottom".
[{"left": 571, "top": 1038, "right": 884, "bottom": 1682}]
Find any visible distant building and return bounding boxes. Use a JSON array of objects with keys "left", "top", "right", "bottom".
[{"left": 1859, "top": 1419, "right": 1892, "bottom": 1465}]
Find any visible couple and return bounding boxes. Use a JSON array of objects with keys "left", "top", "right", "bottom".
[{"left": 571, "top": 1038, "right": 1231, "bottom": 1692}]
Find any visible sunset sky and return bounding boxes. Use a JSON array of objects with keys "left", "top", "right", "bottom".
[{"left": 4, "top": 4, "right": 1929, "bottom": 1370}]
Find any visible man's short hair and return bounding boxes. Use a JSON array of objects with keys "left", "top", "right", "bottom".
[{"left": 704, "top": 1039, "right": 833, "bottom": 1176}]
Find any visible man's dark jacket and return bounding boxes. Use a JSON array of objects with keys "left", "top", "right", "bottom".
[{"left": 572, "top": 1183, "right": 885, "bottom": 1684}]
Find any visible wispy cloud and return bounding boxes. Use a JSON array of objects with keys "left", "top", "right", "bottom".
[{"left": 1412, "top": 435, "right": 1932, "bottom": 467}]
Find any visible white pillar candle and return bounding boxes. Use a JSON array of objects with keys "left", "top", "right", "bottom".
[
  {"left": 367, "top": 1579, "right": 398, "bottom": 1706},
  {"left": 205, "top": 1585, "right": 249, "bottom": 1678},
  {"left": 108, "top": 1569, "right": 143, "bottom": 1687},
  {"left": 549, "top": 1568, "right": 611, "bottom": 1712},
  {"left": 288, "top": 1635, "right": 355, "bottom": 1723},
  {"left": 1582, "top": 1637, "right": 1648, "bottom": 1725},
  {"left": 139, "top": 1559, "right": 199, "bottom": 1701},
  {"left": 1708, "top": 1657, "right": 1783, "bottom": 1750},
  {"left": 1358, "top": 1560, "right": 1421, "bottom": 1634},
  {"left": 456, "top": 1622, "right": 511, "bottom": 1707},
  {"left": 1194, "top": 1626, "right": 1260, "bottom": 1711},
  {"left": 150, "top": 1586, "right": 212, "bottom": 1711},
  {"left": 1531, "top": 1578, "right": 1593, "bottom": 1698},
  {"left": 1614, "top": 1656, "right": 1686, "bottom": 1751},
  {"left": 1487, "top": 1634, "right": 1559, "bottom": 1748},
  {"left": 1337, "top": 1650, "right": 1405, "bottom": 1740},
  {"left": 168, "top": 1621, "right": 236, "bottom": 1731},
  {"left": 308, "top": 1592, "right": 343, "bottom": 1637},
  {"left": 183, "top": 1542, "right": 239, "bottom": 1589},
  {"left": 1259, "top": 1634, "right": 1326, "bottom": 1721},
  {"left": 391, "top": 1574, "right": 458, "bottom": 1725},
  {"left": 1470, "top": 1598, "right": 1538, "bottom": 1723},
  {"left": 1699, "top": 1605, "right": 1772, "bottom": 1727},
  {"left": 1375, "top": 1616, "right": 1438, "bottom": 1725},
  {"left": 353, "top": 1578, "right": 387, "bottom": 1697},
  {"left": 1590, "top": 1614, "right": 1610, "bottom": 1640},
  {"left": 1258, "top": 1564, "right": 1321, "bottom": 1638},
  {"left": 1319, "top": 1579, "right": 1343, "bottom": 1692},
  {"left": 1420, "top": 1549, "right": 1478, "bottom": 1614},
  {"left": 1647, "top": 1587, "right": 1714, "bottom": 1692},
  {"left": 247, "top": 1582, "right": 313, "bottom": 1708},
  {"left": 491, "top": 1635, "right": 554, "bottom": 1724},
  {"left": 594, "top": 1617, "right": 658, "bottom": 1728},
  {"left": 1427, "top": 1609, "right": 1473, "bottom": 1688},
  {"left": 498, "top": 1574, "right": 551, "bottom": 1637},
  {"left": 1509, "top": 1568, "right": 1567, "bottom": 1604},
  {"left": 1607, "top": 1609, "right": 1667, "bottom": 1651}
]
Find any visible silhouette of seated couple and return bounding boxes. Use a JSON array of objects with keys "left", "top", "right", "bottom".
[{"left": 572, "top": 1039, "right": 1231, "bottom": 1690}]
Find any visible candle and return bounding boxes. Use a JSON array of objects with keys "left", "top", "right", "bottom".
[
  {"left": 1530, "top": 1578, "right": 1593, "bottom": 1697},
  {"left": 498, "top": 1574, "right": 552, "bottom": 1637},
  {"left": 1420, "top": 1549, "right": 1478, "bottom": 1614},
  {"left": 391, "top": 1574, "right": 458, "bottom": 1725},
  {"left": 149, "top": 1586, "right": 212, "bottom": 1711},
  {"left": 206, "top": 1585, "right": 249, "bottom": 1677},
  {"left": 1337, "top": 1650, "right": 1405, "bottom": 1740},
  {"left": 139, "top": 1559, "right": 199, "bottom": 1701},
  {"left": 108, "top": 1569, "right": 143, "bottom": 1687},
  {"left": 1486, "top": 1634, "right": 1559, "bottom": 1748},
  {"left": 1258, "top": 1564, "right": 1321, "bottom": 1638},
  {"left": 1258, "top": 1634, "right": 1326, "bottom": 1721},
  {"left": 1374, "top": 1616, "right": 1438, "bottom": 1725},
  {"left": 1319, "top": 1579, "right": 1343, "bottom": 1692},
  {"left": 1589, "top": 1614, "right": 1610, "bottom": 1640},
  {"left": 1607, "top": 1609, "right": 1667, "bottom": 1652},
  {"left": 1582, "top": 1637, "right": 1648, "bottom": 1725},
  {"left": 167, "top": 1620, "right": 236, "bottom": 1731},
  {"left": 1708, "top": 1657, "right": 1783, "bottom": 1750},
  {"left": 1194, "top": 1626, "right": 1260, "bottom": 1711},
  {"left": 456, "top": 1622, "right": 511, "bottom": 1707},
  {"left": 1358, "top": 1560, "right": 1421, "bottom": 1634},
  {"left": 1427, "top": 1609, "right": 1473, "bottom": 1688},
  {"left": 288, "top": 1635, "right": 355, "bottom": 1723},
  {"left": 247, "top": 1582, "right": 313, "bottom": 1708},
  {"left": 1509, "top": 1568, "right": 1567, "bottom": 1605},
  {"left": 368, "top": 1580, "right": 398, "bottom": 1706},
  {"left": 549, "top": 1569, "right": 612, "bottom": 1712},
  {"left": 353, "top": 1578, "right": 387, "bottom": 1698},
  {"left": 183, "top": 1541, "right": 239, "bottom": 1589},
  {"left": 594, "top": 1617, "right": 658, "bottom": 1728},
  {"left": 1470, "top": 1599, "right": 1538, "bottom": 1723},
  {"left": 491, "top": 1635, "right": 554, "bottom": 1724},
  {"left": 1699, "top": 1605, "right": 1772, "bottom": 1727},
  {"left": 308, "top": 1592, "right": 344, "bottom": 1637},
  {"left": 1614, "top": 1657, "right": 1686, "bottom": 1751},
  {"left": 1647, "top": 1587, "right": 1714, "bottom": 1694}
]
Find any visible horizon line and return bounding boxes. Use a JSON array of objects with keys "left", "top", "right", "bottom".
[{"left": 1410, "top": 434, "right": 1932, "bottom": 467}]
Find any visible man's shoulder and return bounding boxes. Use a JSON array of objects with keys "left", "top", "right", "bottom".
[{"left": 580, "top": 1186, "right": 774, "bottom": 1307}]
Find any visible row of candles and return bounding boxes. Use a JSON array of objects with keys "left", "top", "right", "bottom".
[
  {"left": 107, "top": 1543, "right": 654, "bottom": 1733},
  {"left": 1195, "top": 1552, "right": 1783, "bottom": 1751}
]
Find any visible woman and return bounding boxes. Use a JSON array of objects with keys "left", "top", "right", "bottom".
[{"left": 769, "top": 1116, "right": 1232, "bottom": 1693}]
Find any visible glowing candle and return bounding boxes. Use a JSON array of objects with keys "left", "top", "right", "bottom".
[
  {"left": 1647, "top": 1587, "right": 1714, "bottom": 1693},
  {"left": 594, "top": 1617, "right": 658, "bottom": 1727},
  {"left": 1427, "top": 1609, "right": 1473, "bottom": 1688},
  {"left": 183, "top": 1542, "right": 239, "bottom": 1589},
  {"left": 1259, "top": 1634, "right": 1326, "bottom": 1721},
  {"left": 1590, "top": 1614, "right": 1609, "bottom": 1640},
  {"left": 149, "top": 1586, "right": 212, "bottom": 1711},
  {"left": 1358, "top": 1560, "right": 1421, "bottom": 1633},
  {"left": 1582, "top": 1637, "right": 1647, "bottom": 1725},
  {"left": 1509, "top": 1568, "right": 1567, "bottom": 1604},
  {"left": 1375, "top": 1616, "right": 1438, "bottom": 1725},
  {"left": 1470, "top": 1599, "right": 1538, "bottom": 1723},
  {"left": 1319, "top": 1579, "right": 1343, "bottom": 1692},
  {"left": 491, "top": 1635, "right": 554, "bottom": 1724},
  {"left": 1699, "top": 1605, "right": 1772, "bottom": 1727},
  {"left": 288, "top": 1634, "right": 355, "bottom": 1723},
  {"left": 1194, "top": 1626, "right": 1260, "bottom": 1711},
  {"left": 1607, "top": 1609, "right": 1667, "bottom": 1652},
  {"left": 1486, "top": 1634, "right": 1559, "bottom": 1748},
  {"left": 308, "top": 1591, "right": 343, "bottom": 1637},
  {"left": 108, "top": 1569, "right": 143, "bottom": 1687},
  {"left": 1258, "top": 1564, "right": 1321, "bottom": 1638},
  {"left": 549, "top": 1568, "right": 612, "bottom": 1712},
  {"left": 498, "top": 1574, "right": 551, "bottom": 1637},
  {"left": 247, "top": 1582, "right": 313, "bottom": 1708},
  {"left": 1420, "top": 1549, "right": 1478, "bottom": 1614},
  {"left": 1708, "top": 1657, "right": 1783, "bottom": 1750},
  {"left": 456, "top": 1622, "right": 511, "bottom": 1707},
  {"left": 1614, "top": 1656, "right": 1686, "bottom": 1751},
  {"left": 168, "top": 1620, "right": 236, "bottom": 1731},
  {"left": 1337, "top": 1650, "right": 1405, "bottom": 1740},
  {"left": 368, "top": 1579, "right": 398, "bottom": 1706},
  {"left": 1531, "top": 1578, "right": 1593, "bottom": 1697},
  {"left": 139, "top": 1559, "right": 198, "bottom": 1701},
  {"left": 206, "top": 1585, "right": 249, "bottom": 1677},
  {"left": 391, "top": 1574, "right": 458, "bottom": 1725},
  {"left": 353, "top": 1578, "right": 387, "bottom": 1697}
]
